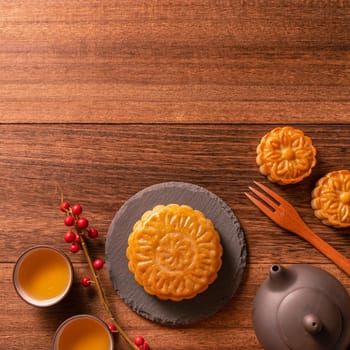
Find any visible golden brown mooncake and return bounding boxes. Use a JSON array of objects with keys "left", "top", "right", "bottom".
[
  {"left": 126, "top": 204, "right": 223, "bottom": 301},
  {"left": 256, "top": 126, "right": 317, "bottom": 185},
  {"left": 311, "top": 170, "right": 350, "bottom": 228}
]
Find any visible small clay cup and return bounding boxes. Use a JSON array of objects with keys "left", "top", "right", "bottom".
[
  {"left": 13, "top": 245, "right": 73, "bottom": 307},
  {"left": 52, "top": 314, "right": 114, "bottom": 350}
]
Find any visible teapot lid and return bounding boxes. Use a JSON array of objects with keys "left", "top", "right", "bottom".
[{"left": 277, "top": 287, "right": 342, "bottom": 350}]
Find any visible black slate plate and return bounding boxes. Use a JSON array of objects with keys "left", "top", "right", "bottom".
[{"left": 105, "top": 182, "right": 247, "bottom": 326}]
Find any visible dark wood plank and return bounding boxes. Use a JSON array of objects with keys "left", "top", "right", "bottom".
[
  {"left": 0, "top": 0, "right": 349, "bottom": 123},
  {"left": 1, "top": 124, "right": 350, "bottom": 349},
  {"left": 2, "top": 123, "right": 350, "bottom": 262},
  {"left": 3, "top": 261, "right": 349, "bottom": 350}
]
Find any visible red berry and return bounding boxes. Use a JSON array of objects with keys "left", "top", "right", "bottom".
[
  {"left": 64, "top": 215, "right": 75, "bottom": 226},
  {"left": 88, "top": 228, "right": 98, "bottom": 239},
  {"left": 77, "top": 217, "right": 89, "bottom": 229},
  {"left": 64, "top": 231, "right": 75, "bottom": 243},
  {"left": 93, "top": 258, "right": 104, "bottom": 270},
  {"left": 108, "top": 323, "right": 117, "bottom": 332},
  {"left": 142, "top": 342, "right": 150, "bottom": 350},
  {"left": 69, "top": 242, "right": 80, "bottom": 253},
  {"left": 60, "top": 201, "right": 70, "bottom": 212},
  {"left": 81, "top": 277, "right": 91, "bottom": 287},
  {"left": 74, "top": 233, "right": 81, "bottom": 242},
  {"left": 72, "top": 203, "right": 82, "bottom": 216},
  {"left": 134, "top": 336, "right": 144, "bottom": 346}
]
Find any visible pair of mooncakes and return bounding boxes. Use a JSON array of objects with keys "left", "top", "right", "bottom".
[{"left": 256, "top": 126, "right": 350, "bottom": 228}]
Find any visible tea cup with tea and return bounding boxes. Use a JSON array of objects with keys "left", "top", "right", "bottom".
[
  {"left": 53, "top": 314, "right": 114, "bottom": 350},
  {"left": 13, "top": 245, "right": 73, "bottom": 307}
]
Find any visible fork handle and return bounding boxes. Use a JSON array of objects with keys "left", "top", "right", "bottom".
[{"left": 301, "top": 226, "right": 350, "bottom": 276}]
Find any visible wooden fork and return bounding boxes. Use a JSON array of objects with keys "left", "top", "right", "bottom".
[{"left": 245, "top": 181, "right": 350, "bottom": 276}]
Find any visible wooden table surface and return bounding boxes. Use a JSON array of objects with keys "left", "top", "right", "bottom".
[{"left": 1, "top": 1, "right": 350, "bottom": 349}]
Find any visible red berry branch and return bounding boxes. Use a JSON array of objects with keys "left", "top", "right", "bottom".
[{"left": 59, "top": 199, "right": 150, "bottom": 350}]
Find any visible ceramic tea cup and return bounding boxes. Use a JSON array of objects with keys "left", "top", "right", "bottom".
[
  {"left": 53, "top": 314, "right": 114, "bottom": 350},
  {"left": 13, "top": 245, "right": 73, "bottom": 307}
]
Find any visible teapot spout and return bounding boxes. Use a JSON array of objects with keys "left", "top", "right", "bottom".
[
  {"left": 268, "top": 264, "right": 294, "bottom": 290},
  {"left": 269, "top": 264, "right": 286, "bottom": 279}
]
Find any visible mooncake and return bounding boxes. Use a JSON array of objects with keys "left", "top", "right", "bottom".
[
  {"left": 311, "top": 170, "right": 350, "bottom": 228},
  {"left": 256, "top": 126, "right": 317, "bottom": 185},
  {"left": 126, "top": 204, "right": 223, "bottom": 301}
]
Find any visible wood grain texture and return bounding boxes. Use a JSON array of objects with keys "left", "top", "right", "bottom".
[
  {"left": 1, "top": 124, "right": 350, "bottom": 349},
  {"left": 1, "top": 1, "right": 350, "bottom": 349},
  {"left": 0, "top": 0, "right": 349, "bottom": 123}
]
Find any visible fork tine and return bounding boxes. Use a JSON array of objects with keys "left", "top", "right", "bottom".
[
  {"left": 254, "top": 181, "right": 291, "bottom": 207},
  {"left": 244, "top": 192, "right": 276, "bottom": 219},
  {"left": 248, "top": 185, "right": 279, "bottom": 210}
]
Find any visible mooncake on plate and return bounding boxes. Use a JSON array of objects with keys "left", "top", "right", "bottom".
[{"left": 126, "top": 204, "right": 223, "bottom": 301}]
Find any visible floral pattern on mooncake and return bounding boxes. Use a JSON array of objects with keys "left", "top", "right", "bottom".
[
  {"left": 126, "top": 204, "right": 223, "bottom": 301},
  {"left": 311, "top": 170, "right": 350, "bottom": 228},
  {"left": 256, "top": 126, "right": 317, "bottom": 185}
]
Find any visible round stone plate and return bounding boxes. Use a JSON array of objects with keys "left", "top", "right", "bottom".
[{"left": 105, "top": 182, "right": 247, "bottom": 326}]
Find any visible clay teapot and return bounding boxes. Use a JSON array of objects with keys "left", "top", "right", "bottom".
[{"left": 253, "top": 264, "right": 350, "bottom": 350}]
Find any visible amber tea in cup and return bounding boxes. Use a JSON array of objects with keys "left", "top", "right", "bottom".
[
  {"left": 13, "top": 246, "right": 73, "bottom": 307},
  {"left": 53, "top": 314, "right": 114, "bottom": 350}
]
